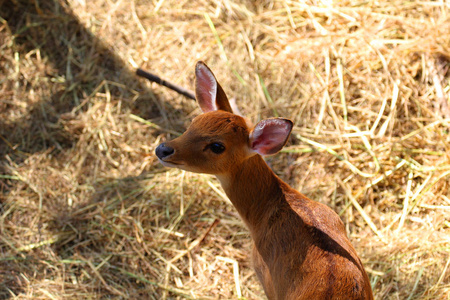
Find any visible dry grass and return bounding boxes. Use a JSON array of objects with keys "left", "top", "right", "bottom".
[{"left": 0, "top": 0, "right": 449, "bottom": 299}]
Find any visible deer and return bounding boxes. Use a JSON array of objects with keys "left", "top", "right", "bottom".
[{"left": 155, "top": 61, "right": 374, "bottom": 300}]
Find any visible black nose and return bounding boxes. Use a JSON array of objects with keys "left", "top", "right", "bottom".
[{"left": 155, "top": 143, "right": 175, "bottom": 159}]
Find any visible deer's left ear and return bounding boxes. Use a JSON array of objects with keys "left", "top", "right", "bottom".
[
  {"left": 249, "top": 118, "right": 293, "bottom": 156},
  {"left": 195, "top": 61, "right": 233, "bottom": 113}
]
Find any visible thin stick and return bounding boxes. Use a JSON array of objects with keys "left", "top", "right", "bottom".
[
  {"left": 336, "top": 58, "right": 347, "bottom": 123},
  {"left": 337, "top": 177, "right": 387, "bottom": 243},
  {"left": 136, "top": 68, "right": 196, "bottom": 100},
  {"left": 396, "top": 170, "right": 413, "bottom": 233},
  {"left": 216, "top": 256, "right": 242, "bottom": 298}
]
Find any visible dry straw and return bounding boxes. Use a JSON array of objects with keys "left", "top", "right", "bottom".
[{"left": 0, "top": 0, "right": 449, "bottom": 299}]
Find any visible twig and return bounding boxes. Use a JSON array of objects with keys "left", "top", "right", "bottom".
[
  {"left": 406, "top": 268, "right": 424, "bottom": 300},
  {"left": 136, "top": 68, "right": 196, "bottom": 100},
  {"left": 396, "top": 170, "right": 413, "bottom": 233},
  {"left": 216, "top": 256, "right": 242, "bottom": 298},
  {"left": 162, "top": 218, "right": 220, "bottom": 299},
  {"left": 336, "top": 177, "right": 387, "bottom": 244},
  {"left": 427, "top": 56, "right": 450, "bottom": 119}
]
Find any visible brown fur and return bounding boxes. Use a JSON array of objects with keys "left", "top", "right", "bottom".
[{"left": 222, "top": 154, "right": 373, "bottom": 299}]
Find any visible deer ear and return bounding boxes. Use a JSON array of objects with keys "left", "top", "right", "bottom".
[
  {"left": 249, "top": 118, "right": 293, "bottom": 156},
  {"left": 195, "top": 61, "right": 233, "bottom": 113}
]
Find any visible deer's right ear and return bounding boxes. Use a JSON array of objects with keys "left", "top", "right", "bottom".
[{"left": 195, "top": 61, "right": 233, "bottom": 113}]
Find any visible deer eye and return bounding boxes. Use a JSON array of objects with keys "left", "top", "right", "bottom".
[{"left": 208, "top": 142, "right": 225, "bottom": 154}]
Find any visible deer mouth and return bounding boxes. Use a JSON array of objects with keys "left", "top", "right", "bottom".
[{"left": 158, "top": 158, "right": 183, "bottom": 168}]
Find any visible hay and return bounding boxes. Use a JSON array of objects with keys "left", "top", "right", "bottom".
[{"left": 0, "top": 0, "right": 449, "bottom": 299}]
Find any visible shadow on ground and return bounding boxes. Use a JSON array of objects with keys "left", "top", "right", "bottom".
[
  {"left": 0, "top": 0, "right": 172, "bottom": 161},
  {"left": 0, "top": 0, "right": 182, "bottom": 298}
]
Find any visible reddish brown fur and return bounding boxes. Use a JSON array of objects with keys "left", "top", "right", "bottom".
[
  {"left": 222, "top": 153, "right": 373, "bottom": 299},
  {"left": 156, "top": 62, "right": 374, "bottom": 299}
]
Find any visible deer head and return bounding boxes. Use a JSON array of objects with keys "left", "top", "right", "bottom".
[{"left": 155, "top": 62, "right": 293, "bottom": 176}]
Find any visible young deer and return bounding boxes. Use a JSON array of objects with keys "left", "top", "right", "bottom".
[{"left": 155, "top": 62, "right": 374, "bottom": 299}]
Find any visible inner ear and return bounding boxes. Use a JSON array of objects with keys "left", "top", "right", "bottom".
[
  {"left": 195, "top": 61, "right": 233, "bottom": 113},
  {"left": 249, "top": 118, "right": 293, "bottom": 156},
  {"left": 195, "top": 62, "right": 218, "bottom": 112}
]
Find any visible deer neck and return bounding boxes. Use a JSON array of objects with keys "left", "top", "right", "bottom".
[{"left": 216, "top": 155, "right": 284, "bottom": 235}]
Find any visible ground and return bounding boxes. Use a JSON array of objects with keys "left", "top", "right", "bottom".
[{"left": 0, "top": 0, "right": 449, "bottom": 299}]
